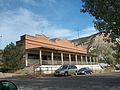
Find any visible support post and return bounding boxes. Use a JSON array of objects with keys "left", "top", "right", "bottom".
[
  {"left": 86, "top": 56, "right": 88, "bottom": 65},
  {"left": 61, "top": 53, "right": 64, "bottom": 65},
  {"left": 75, "top": 54, "right": 78, "bottom": 65},
  {"left": 81, "top": 55, "right": 83, "bottom": 65},
  {"left": 69, "top": 54, "right": 71, "bottom": 64},
  {"left": 90, "top": 56, "right": 92, "bottom": 65},
  {"left": 39, "top": 50, "right": 42, "bottom": 65},
  {"left": 93, "top": 57, "right": 95, "bottom": 64},
  {"left": 96, "top": 57, "right": 99, "bottom": 63},
  {"left": 25, "top": 52, "right": 28, "bottom": 66},
  {"left": 51, "top": 52, "right": 54, "bottom": 65}
]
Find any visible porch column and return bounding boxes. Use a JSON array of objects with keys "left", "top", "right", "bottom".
[
  {"left": 51, "top": 52, "right": 54, "bottom": 65},
  {"left": 69, "top": 54, "right": 71, "bottom": 64},
  {"left": 86, "top": 56, "right": 88, "bottom": 65},
  {"left": 25, "top": 52, "right": 28, "bottom": 66},
  {"left": 75, "top": 54, "right": 78, "bottom": 65},
  {"left": 61, "top": 53, "right": 63, "bottom": 65},
  {"left": 96, "top": 57, "right": 99, "bottom": 63},
  {"left": 90, "top": 56, "right": 92, "bottom": 65},
  {"left": 81, "top": 55, "right": 83, "bottom": 65},
  {"left": 93, "top": 57, "right": 96, "bottom": 64},
  {"left": 39, "top": 50, "right": 42, "bottom": 65}
]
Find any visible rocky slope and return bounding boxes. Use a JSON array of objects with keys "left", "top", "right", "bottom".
[{"left": 71, "top": 33, "right": 113, "bottom": 52}]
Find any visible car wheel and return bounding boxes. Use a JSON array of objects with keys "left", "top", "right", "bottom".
[
  {"left": 74, "top": 72, "right": 77, "bottom": 76},
  {"left": 84, "top": 72, "right": 87, "bottom": 75},
  {"left": 64, "top": 72, "right": 68, "bottom": 76},
  {"left": 89, "top": 72, "right": 92, "bottom": 74}
]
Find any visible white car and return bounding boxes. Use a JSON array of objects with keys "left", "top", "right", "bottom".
[{"left": 54, "top": 64, "right": 78, "bottom": 76}]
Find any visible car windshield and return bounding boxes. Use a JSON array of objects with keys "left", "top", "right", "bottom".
[
  {"left": 79, "top": 68, "right": 87, "bottom": 71},
  {"left": 59, "top": 65, "right": 68, "bottom": 70}
]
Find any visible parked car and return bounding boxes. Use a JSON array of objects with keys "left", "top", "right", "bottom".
[
  {"left": 114, "top": 65, "right": 120, "bottom": 70},
  {"left": 54, "top": 64, "right": 78, "bottom": 76},
  {"left": 77, "top": 67, "right": 93, "bottom": 75}
]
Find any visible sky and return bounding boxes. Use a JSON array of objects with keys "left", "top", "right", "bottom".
[{"left": 0, "top": 0, "right": 98, "bottom": 49}]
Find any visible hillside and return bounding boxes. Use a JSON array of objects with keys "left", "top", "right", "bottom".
[{"left": 71, "top": 33, "right": 113, "bottom": 52}]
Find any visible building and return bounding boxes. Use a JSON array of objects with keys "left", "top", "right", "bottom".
[{"left": 16, "top": 34, "right": 98, "bottom": 67}]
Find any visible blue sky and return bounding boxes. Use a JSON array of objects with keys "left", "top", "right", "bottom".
[{"left": 0, "top": 0, "right": 98, "bottom": 49}]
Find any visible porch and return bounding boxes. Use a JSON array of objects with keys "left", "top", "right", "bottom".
[{"left": 24, "top": 48, "right": 98, "bottom": 66}]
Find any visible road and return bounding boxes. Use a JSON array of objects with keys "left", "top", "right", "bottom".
[{"left": 0, "top": 72, "right": 120, "bottom": 90}]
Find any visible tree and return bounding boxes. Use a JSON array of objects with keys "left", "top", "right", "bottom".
[
  {"left": 113, "top": 44, "right": 120, "bottom": 64},
  {"left": 89, "top": 44, "right": 115, "bottom": 65},
  {"left": 81, "top": 0, "right": 120, "bottom": 43},
  {"left": 0, "top": 42, "right": 23, "bottom": 72},
  {"left": 81, "top": 0, "right": 120, "bottom": 64}
]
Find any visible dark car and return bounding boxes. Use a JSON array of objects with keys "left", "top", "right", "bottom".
[
  {"left": 77, "top": 67, "right": 93, "bottom": 75},
  {"left": 114, "top": 65, "right": 120, "bottom": 70},
  {"left": 54, "top": 64, "right": 78, "bottom": 76}
]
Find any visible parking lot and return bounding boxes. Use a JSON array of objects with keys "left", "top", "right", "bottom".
[{"left": 0, "top": 72, "right": 120, "bottom": 90}]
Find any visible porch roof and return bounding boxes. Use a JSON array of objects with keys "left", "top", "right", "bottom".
[{"left": 18, "top": 34, "right": 87, "bottom": 54}]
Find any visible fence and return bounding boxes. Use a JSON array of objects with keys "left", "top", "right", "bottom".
[
  {"left": 33, "top": 65, "right": 61, "bottom": 75},
  {"left": 33, "top": 64, "right": 105, "bottom": 75}
]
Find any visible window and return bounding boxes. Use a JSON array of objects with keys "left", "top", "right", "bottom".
[
  {"left": 28, "top": 53, "right": 39, "bottom": 59},
  {"left": 69, "top": 65, "right": 77, "bottom": 69}
]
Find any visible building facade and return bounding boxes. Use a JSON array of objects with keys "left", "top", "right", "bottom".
[{"left": 16, "top": 34, "right": 98, "bottom": 67}]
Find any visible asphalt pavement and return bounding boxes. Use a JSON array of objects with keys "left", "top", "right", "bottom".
[{"left": 0, "top": 72, "right": 120, "bottom": 90}]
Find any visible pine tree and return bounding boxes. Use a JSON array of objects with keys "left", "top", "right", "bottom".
[{"left": 1, "top": 42, "right": 23, "bottom": 72}]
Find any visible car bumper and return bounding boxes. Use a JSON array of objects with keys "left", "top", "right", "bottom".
[
  {"left": 54, "top": 72, "right": 65, "bottom": 76},
  {"left": 77, "top": 72, "right": 85, "bottom": 75}
]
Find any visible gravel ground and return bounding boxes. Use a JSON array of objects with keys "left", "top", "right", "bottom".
[
  {"left": 0, "top": 72, "right": 23, "bottom": 78},
  {"left": 1, "top": 72, "right": 120, "bottom": 90}
]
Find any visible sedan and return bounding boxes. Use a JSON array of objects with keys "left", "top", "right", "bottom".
[{"left": 77, "top": 67, "right": 93, "bottom": 75}]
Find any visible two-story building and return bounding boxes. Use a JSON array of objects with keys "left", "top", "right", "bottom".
[{"left": 16, "top": 34, "right": 98, "bottom": 68}]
